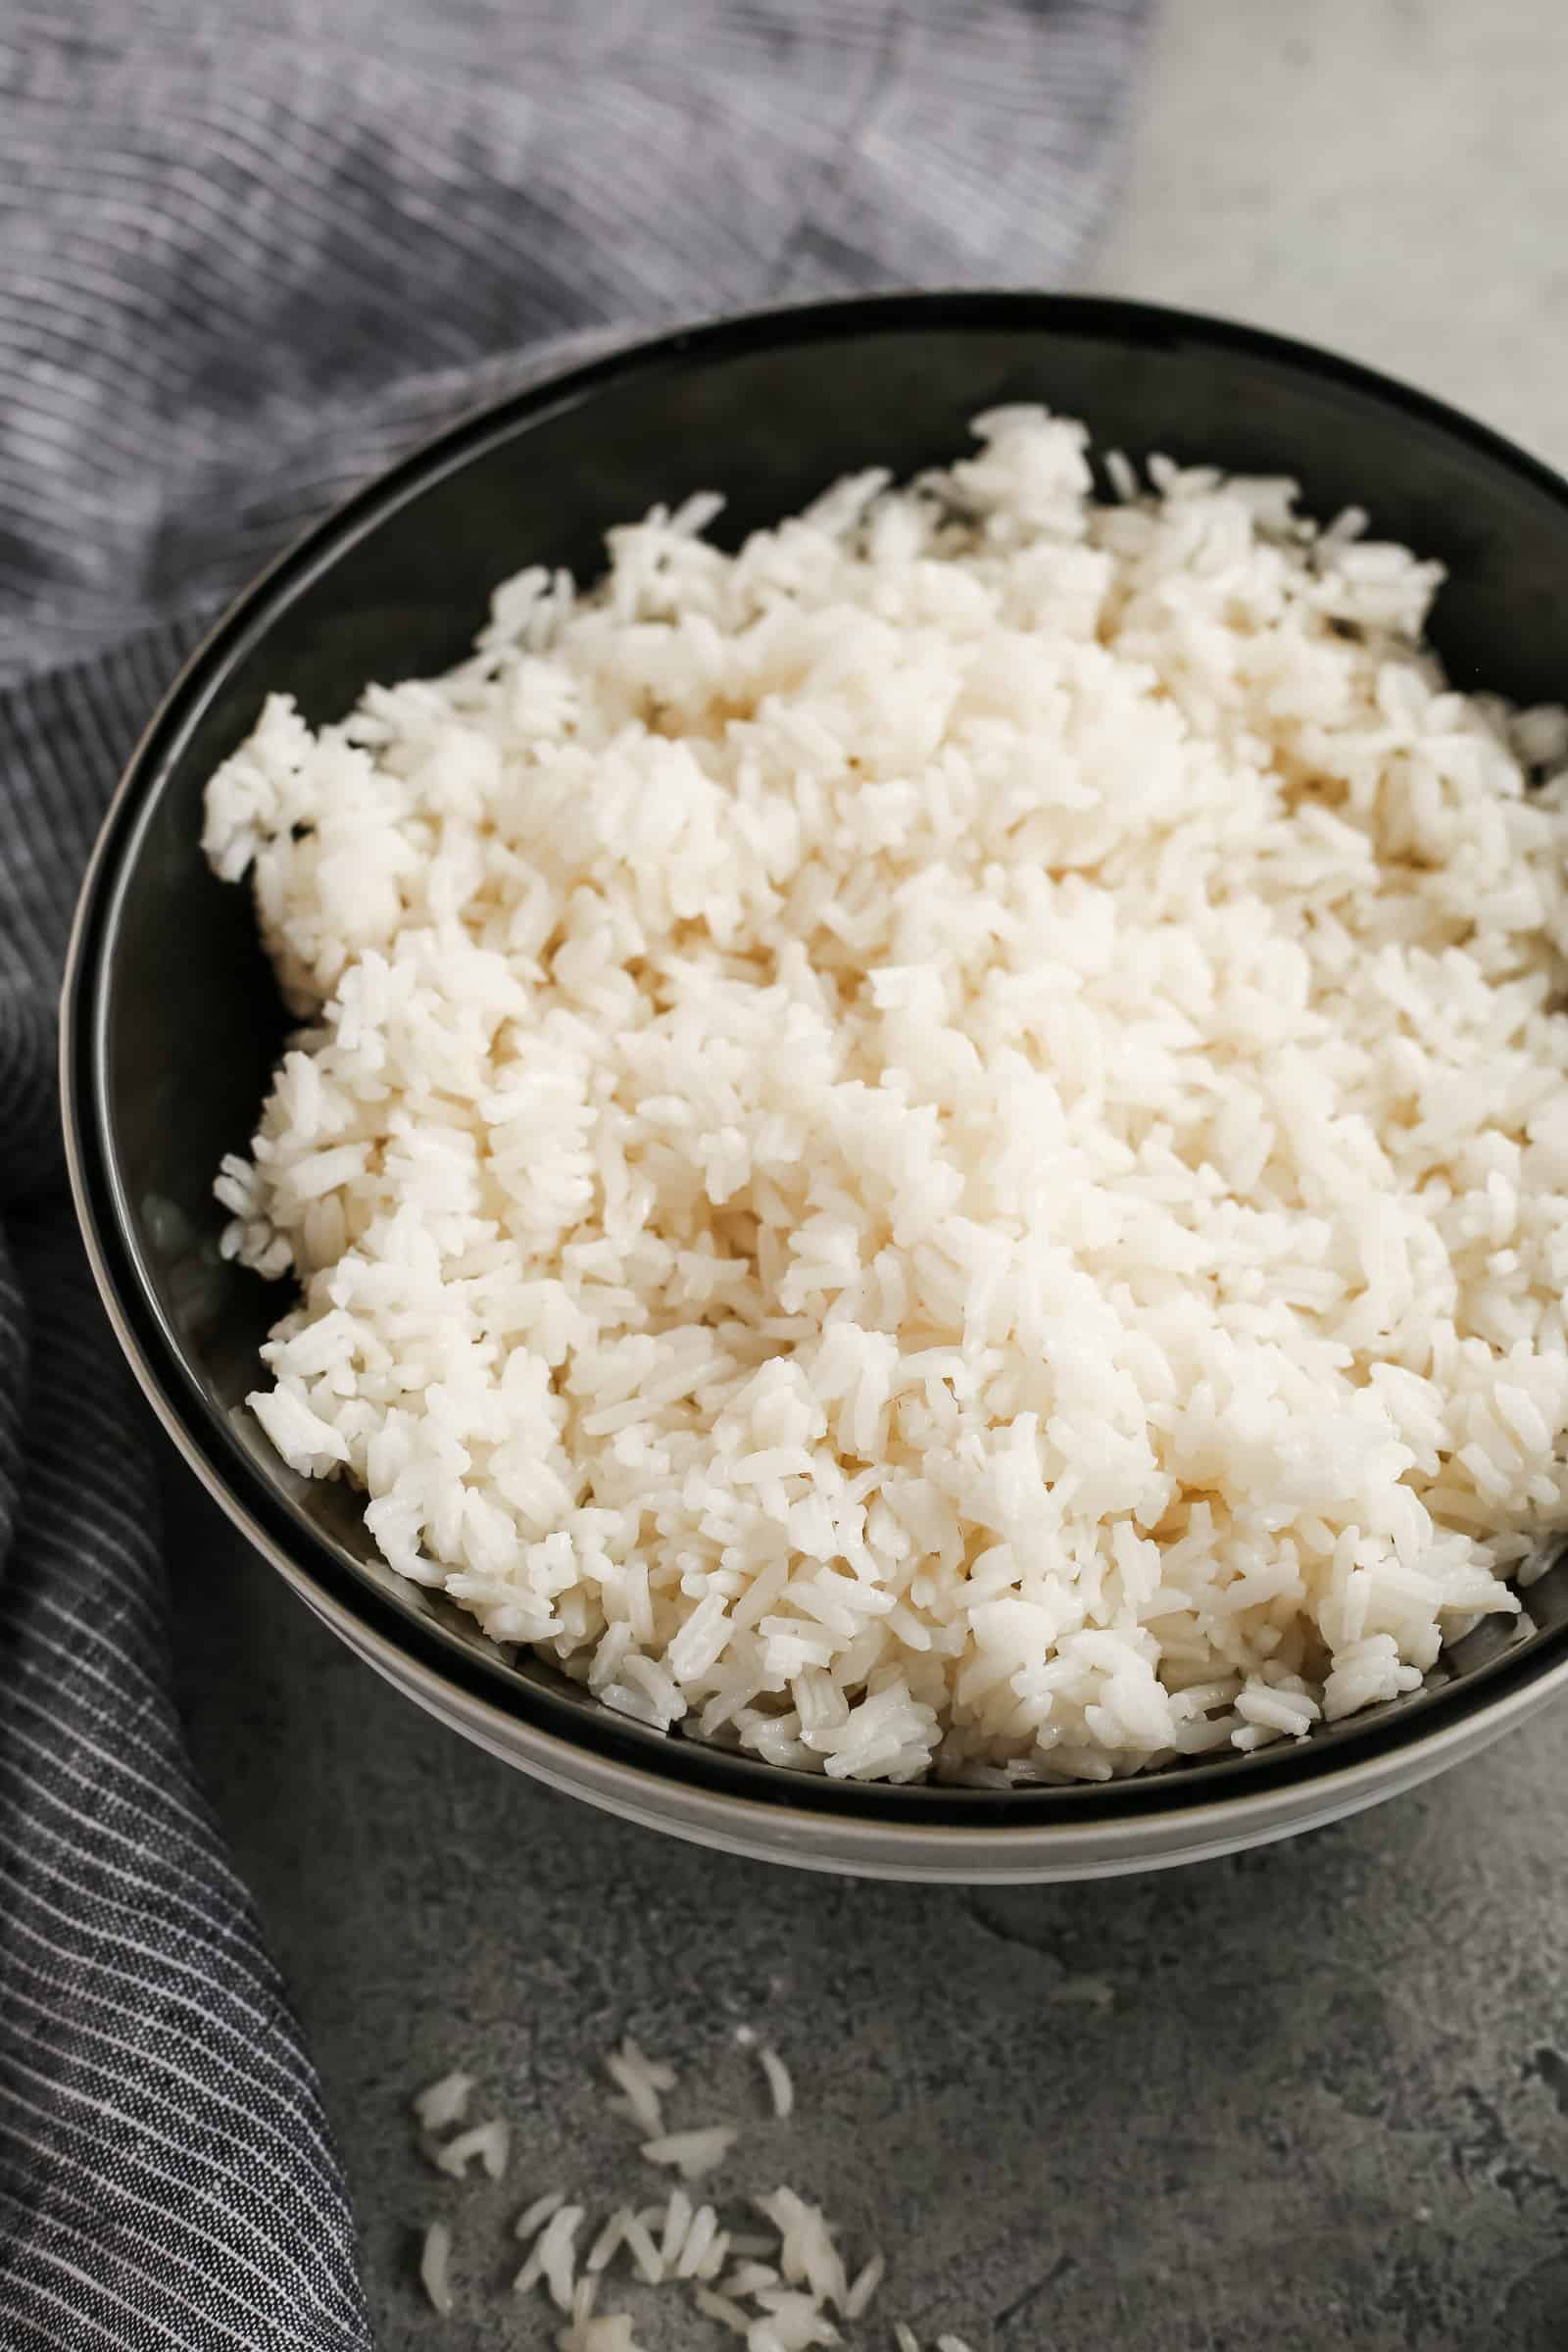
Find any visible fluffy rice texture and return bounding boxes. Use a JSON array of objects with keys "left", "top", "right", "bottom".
[{"left": 204, "top": 408, "right": 1568, "bottom": 1785}]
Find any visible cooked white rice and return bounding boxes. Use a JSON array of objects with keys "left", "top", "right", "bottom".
[{"left": 205, "top": 409, "right": 1568, "bottom": 1784}]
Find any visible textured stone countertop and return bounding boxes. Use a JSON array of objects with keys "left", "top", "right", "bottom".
[{"left": 165, "top": 6, "right": 1568, "bottom": 2346}]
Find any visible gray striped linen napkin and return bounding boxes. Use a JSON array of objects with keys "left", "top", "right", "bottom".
[{"left": 0, "top": 4, "right": 1149, "bottom": 2344}]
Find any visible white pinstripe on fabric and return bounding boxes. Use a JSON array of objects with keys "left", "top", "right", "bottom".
[{"left": 0, "top": 2100, "right": 349, "bottom": 2350}]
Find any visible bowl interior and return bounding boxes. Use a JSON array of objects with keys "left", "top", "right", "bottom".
[{"left": 74, "top": 294, "right": 1568, "bottom": 1821}]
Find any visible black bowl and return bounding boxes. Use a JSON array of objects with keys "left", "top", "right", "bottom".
[{"left": 63, "top": 293, "right": 1568, "bottom": 1879}]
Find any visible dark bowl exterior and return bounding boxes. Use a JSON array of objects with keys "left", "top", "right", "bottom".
[{"left": 62, "top": 292, "right": 1568, "bottom": 1870}]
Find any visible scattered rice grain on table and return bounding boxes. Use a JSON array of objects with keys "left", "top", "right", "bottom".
[
  {"left": 432, "top": 2117, "right": 510, "bottom": 2180},
  {"left": 515, "top": 2188, "right": 569, "bottom": 2239},
  {"left": 758, "top": 2047, "right": 794, "bottom": 2120},
  {"left": 207, "top": 410, "right": 1568, "bottom": 1784},
  {"left": 419, "top": 2219, "right": 454, "bottom": 2316},
  {"left": 641, "top": 2126, "right": 736, "bottom": 2181},
  {"left": 417, "top": 2038, "right": 953, "bottom": 2343},
  {"left": 414, "top": 2070, "right": 473, "bottom": 2132}
]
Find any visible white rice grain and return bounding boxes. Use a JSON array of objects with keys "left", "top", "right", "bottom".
[
  {"left": 658, "top": 2187, "right": 694, "bottom": 2271},
  {"left": 844, "top": 2252, "right": 886, "bottom": 2320},
  {"left": 618, "top": 2213, "right": 665, "bottom": 2286},
  {"left": 695, "top": 2285, "right": 754, "bottom": 2335},
  {"left": 755, "top": 2187, "right": 848, "bottom": 2310},
  {"left": 673, "top": 2203, "right": 720, "bottom": 2278},
  {"left": 753, "top": 2287, "right": 841, "bottom": 2349},
  {"left": 585, "top": 2211, "right": 629, "bottom": 2275},
  {"left": 515, "top": 2188, "right": 569, "bottom": 2239},
  {"left": 641, "top": 2127, "right": 737, "bottom": 2181},
  {"left": 412, "top": 2071, "right": 473, "bottom": 2133},
  {"left": 559, "top": 2315, "right": 644, "bottom": 2352},
  {"left": 432, "top": 2119, "right": 510, "bottom": 2180},
  {"left": 419, "top": 2220, "right": 454, "bottom": 2318},
  {"left": 758, "top": 2048, "right": 795, "bottom": 2121},
  {"left": 724, "top": 2264, "right": 783, "bottom": 2296},
  {"left": 605, "top": 2039, "right": 676, "bottom": 2135},
  {"left": 515, "top": 2205, "right": 584, "bottom": 2309}
]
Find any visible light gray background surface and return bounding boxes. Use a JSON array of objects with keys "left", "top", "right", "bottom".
[{"left": 165, "top": 5, "right": 1568, "bottom": 2345}]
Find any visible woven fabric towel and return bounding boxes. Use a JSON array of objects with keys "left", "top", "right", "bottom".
[{"left": 0, "top": 4, "right": 1149, "bottom": 2344}]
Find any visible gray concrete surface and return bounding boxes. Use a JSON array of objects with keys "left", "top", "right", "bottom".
[
  {"left": 168, "top": 1466, "right": 1568, "bottom": 2352},
  {"left": 1090, "top": 0, "right": 1568, "bottom": 472},
  {"left": 163, "top": 5, "right": 1568, "bottom": 2345}
]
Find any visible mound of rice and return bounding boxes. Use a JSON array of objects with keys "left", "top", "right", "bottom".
[{"left": 203, "top": 409, "right": 1568, "bottom": 1784}]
